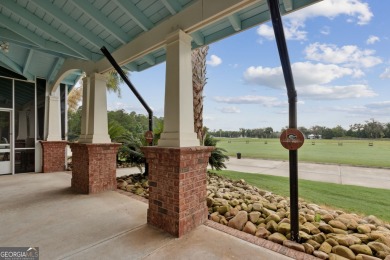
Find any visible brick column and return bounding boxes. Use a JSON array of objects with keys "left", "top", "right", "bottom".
[
  {"left": 40, "top": 141, "right": 68, "bottom": 173},
  {"left": 141, "top": 146, "right": 213, "bottom": 237},
  {"left": 69, "top": 143, "right": 120, "bottom": 194}
]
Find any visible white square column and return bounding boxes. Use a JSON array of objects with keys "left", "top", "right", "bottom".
[
  {"left": 46, "top": 87, "right": 62, "bottom": 141},
  {"left": 79, "top": 76, "right": 90, "bottom": 141},
  {"left": 158, "top": 30, "right": 199, "bottom": 147},
  {"left": 78, "top": 73, "right": 111, "bottom": 144}
]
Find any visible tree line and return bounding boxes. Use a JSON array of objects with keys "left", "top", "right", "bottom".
[
  {"left": 208, "top": 119, "right": 390, "bottom": 139},
  {"left": 68, "top": 108, "right": 164, "bottom": 142}
]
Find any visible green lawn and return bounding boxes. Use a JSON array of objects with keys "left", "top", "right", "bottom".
[
  {"left": 217, "top": 138, "right": 390, "bottom": 168},
  {"left": 211, "top": 170, "right": 390, "bottom": 222}
]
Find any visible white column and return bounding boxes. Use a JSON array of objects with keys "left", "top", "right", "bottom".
[
  {"left": 158, "top": 30, "right": 199, "bottom": 147},
  {"left": 78, "top": 73, "right": 111, "bottom": 144},
  {"left": 46, "top": 87, "right": 62, "bottom": 141},
  {"left": 79, "top": 76, "right": 90, "bottom": 141}
]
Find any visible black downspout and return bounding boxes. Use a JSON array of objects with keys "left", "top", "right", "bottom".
[
  {"left": 267, "top": 0, "right": 300, "bottom": 242},
  {"left": 100, "top": 46, "right": 153, "bottom": 132},
  {"left": 100, "top": 46, "right": 153, "bottom": 176}
]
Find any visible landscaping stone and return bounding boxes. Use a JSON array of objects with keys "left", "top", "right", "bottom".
[
  {"left": 334, "top": 235, "right": 362, "bottom": 247},
  {"left": 329, "top": 220, "right": 348, "bottom": 231},
  {"left": 350, "top": 244, "right": 373, "bottom": 256},
  {"left": 249, "top": 211, "right": 260, "bottom": 223},
  {"left": 268, "top": 232, "right": 287, "bottom": 244},
  {"left": 319, "top": 241, "right": 333, "bottom": 254},
  {"left": 320, "top": 224, "right": 335, "bottom": 234},
  {"left": 356, "top": 254, "right": 382, "bottom": 260},
  {"left": 328, "top": 253, "right": 349, "bottom": 260},
  {"left": 228, "top": 211, "right": 248, "bottom": 231},
  {"left": 299, "top": 231, "right": 313, "bottom": 241},
  {"left": 243, "top": 221, "right": 256, "bottom": 235},
  {"left": 278, "top": 222, "right": 291, "bottom": 235},
  {"left": 266, "top": 220, "right": 278, "bottom": 233},
  {"left": 283, "top": 240, "right": 305, "bottom": 252},
  {"left": 304, "top": 222, "right": 321, "bottom": 235},
  {"left": 332, "top": 245, "right": 356, "bottom": 259},
  {"left": 368, "top": 242, "right": 390, "bottom": 254},
  {"left": 265, "top": 213, "right": 281, "bottom": 223},
  {"left": 358, "top": 224, "right": 372, "bottom": 234},
  {"left": 313, "top": 233, "right": 327, "bottom": 244},
  {"left": 326, "top": 238, "right": 339, "bottom": 247},
  {"left": 303, "top": 243, "right": 315, "bottom": 255},
  {"left": 307, "top": 239, "right": 321, "bottom": 250},
  {"left": 255, "top": 227, "right": 271, "bottom": 239},
  {"left": 117, "top": 172, "right": 390, "bottom": 260},
  {"left": 314, "top": 250, "right": 330, "bottom": 259}
]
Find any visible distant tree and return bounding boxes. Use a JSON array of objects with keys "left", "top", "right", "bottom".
[
  {"left": 364, "top": 118, "right": 384, "bottom": 139},
  {"left": 332, "top": 125, "right": 346, "bottom": 138},
  {"left": 322, "top": 127, "right": 334, "bottom": 139},
  {"left": 67, "top": 106, "right": 82, "bottom": 141},
  {"left": 298, "top": 126, "right": 310, "bottom": 137},
  {"left": 264, "top": 127, "right": 273, "bottom": 138},
  {"left": 384, "top": 123, "right": 390, "bottom": 138},
  {"left": 348, "top": 123, "right": 365, "bottom": 138},
  {"left": 67, "top": 85, "right": 83, "bottom": 112},
  {"left": 310, "top": 125, "right": 326, "bottom": 136}
]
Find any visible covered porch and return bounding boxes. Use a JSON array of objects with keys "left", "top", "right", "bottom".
[
  {"left": 0, "top": 0, "right": 320, "bottom": 245},
  {"left": 0, "top": 171, "right": 305, "bottom": 259}
]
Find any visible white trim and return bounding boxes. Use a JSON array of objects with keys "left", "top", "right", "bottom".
[
  {"left": 12, "top": 79, "right": 15, "bottom": 175},
  {"left": 0, "top": 110, "right": 12, "bottom": 175}
]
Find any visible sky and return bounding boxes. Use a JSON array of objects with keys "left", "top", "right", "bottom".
[{"left": 107, "top": 0, "right": 390, "bottom": 132}]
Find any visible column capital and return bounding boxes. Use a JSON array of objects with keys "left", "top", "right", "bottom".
[
  {"left": 165, "top": 29, "right": 192, "bottom": 45},
  {"left": 90, "top": 72, "right": 107, "bottom": 82},
  {"left": 48, "top": 95, "right": 60, "bottom": 102}
]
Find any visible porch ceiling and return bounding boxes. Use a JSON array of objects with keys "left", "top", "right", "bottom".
[{"left": 0, "top": 0, "right": 321, "bottom": 88}]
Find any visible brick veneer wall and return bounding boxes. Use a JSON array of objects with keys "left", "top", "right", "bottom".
[
  {"left": 141, "top": 146, "right": 214, "bottom": 237},
  {"left": 40, "top": 141, "right": 68, "bottom": 173},
  {"left": 69, "top": 143, "right": 120, "bottom": 194}
]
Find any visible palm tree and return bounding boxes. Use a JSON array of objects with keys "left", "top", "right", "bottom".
[
  {"left": 192, "top": 45, "right": 209, "bottom": 144},
  {"left": 67, "top": 70, "right": 127, "bottom": 112},
  {"left": 105, "top": 71, "right": 123, "bottom": 98},
  {"left": 203, "top": 134, "right": 229, "bottom": 170}
]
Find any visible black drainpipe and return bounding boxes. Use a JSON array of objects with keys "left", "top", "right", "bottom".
[
  {"left": 267, "top": 0, "right": 300, "bottom": 242},
  {"left": 100, "top": 46, "right": 153, "bottom": 176}
]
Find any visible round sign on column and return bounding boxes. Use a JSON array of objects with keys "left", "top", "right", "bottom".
[{"left": 280, "top": 128, "right": 304, "bottom": 150}]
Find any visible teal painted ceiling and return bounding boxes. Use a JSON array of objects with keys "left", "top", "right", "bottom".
[{"left": 0, "top": 0, "right": 320, "bottom": 87}]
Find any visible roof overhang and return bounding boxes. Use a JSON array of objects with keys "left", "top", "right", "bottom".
[{"left": 0, "top": 0, "right": 322, "bottom": 89}]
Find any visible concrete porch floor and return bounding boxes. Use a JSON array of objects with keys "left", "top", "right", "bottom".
[{"left": 0, "top": 172, "right": 294, "bottom": 260}]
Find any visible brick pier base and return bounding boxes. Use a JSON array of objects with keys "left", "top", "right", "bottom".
[
  {"left": 69, "top": 143, "right": 120, "bottom": 194},
  {"left": 141, "top": 146, "right": 213, "bottom": 237},
  {"left": 40, "top": 141, "right": 68, "bottom": 173}
]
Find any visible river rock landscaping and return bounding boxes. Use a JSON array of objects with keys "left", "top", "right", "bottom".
[{"left": 117, "top": 172, "right": 390, "bottom": 260}]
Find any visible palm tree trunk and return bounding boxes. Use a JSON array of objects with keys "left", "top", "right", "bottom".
[{"left": 192, "top": 45, "right": 209, "bottom": 144}]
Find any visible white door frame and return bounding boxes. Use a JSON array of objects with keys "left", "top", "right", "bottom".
[{"left": 0, "top": 109, "right": 12, "bottom": 175}]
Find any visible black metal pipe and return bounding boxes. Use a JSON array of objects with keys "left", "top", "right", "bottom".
[
  {"left": 101, "top": 46, "right": 153, "bottom": 177},
  {"left": 100, "top": 46, "right": 153, "bottom": 132},
  {"left": 268, "top": 0, "right": 300, "bottom": 242}
]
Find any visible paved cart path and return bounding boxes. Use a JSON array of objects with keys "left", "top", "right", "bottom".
[{"left": 224, "top": 157, "right": 390, "bottom": 190}]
